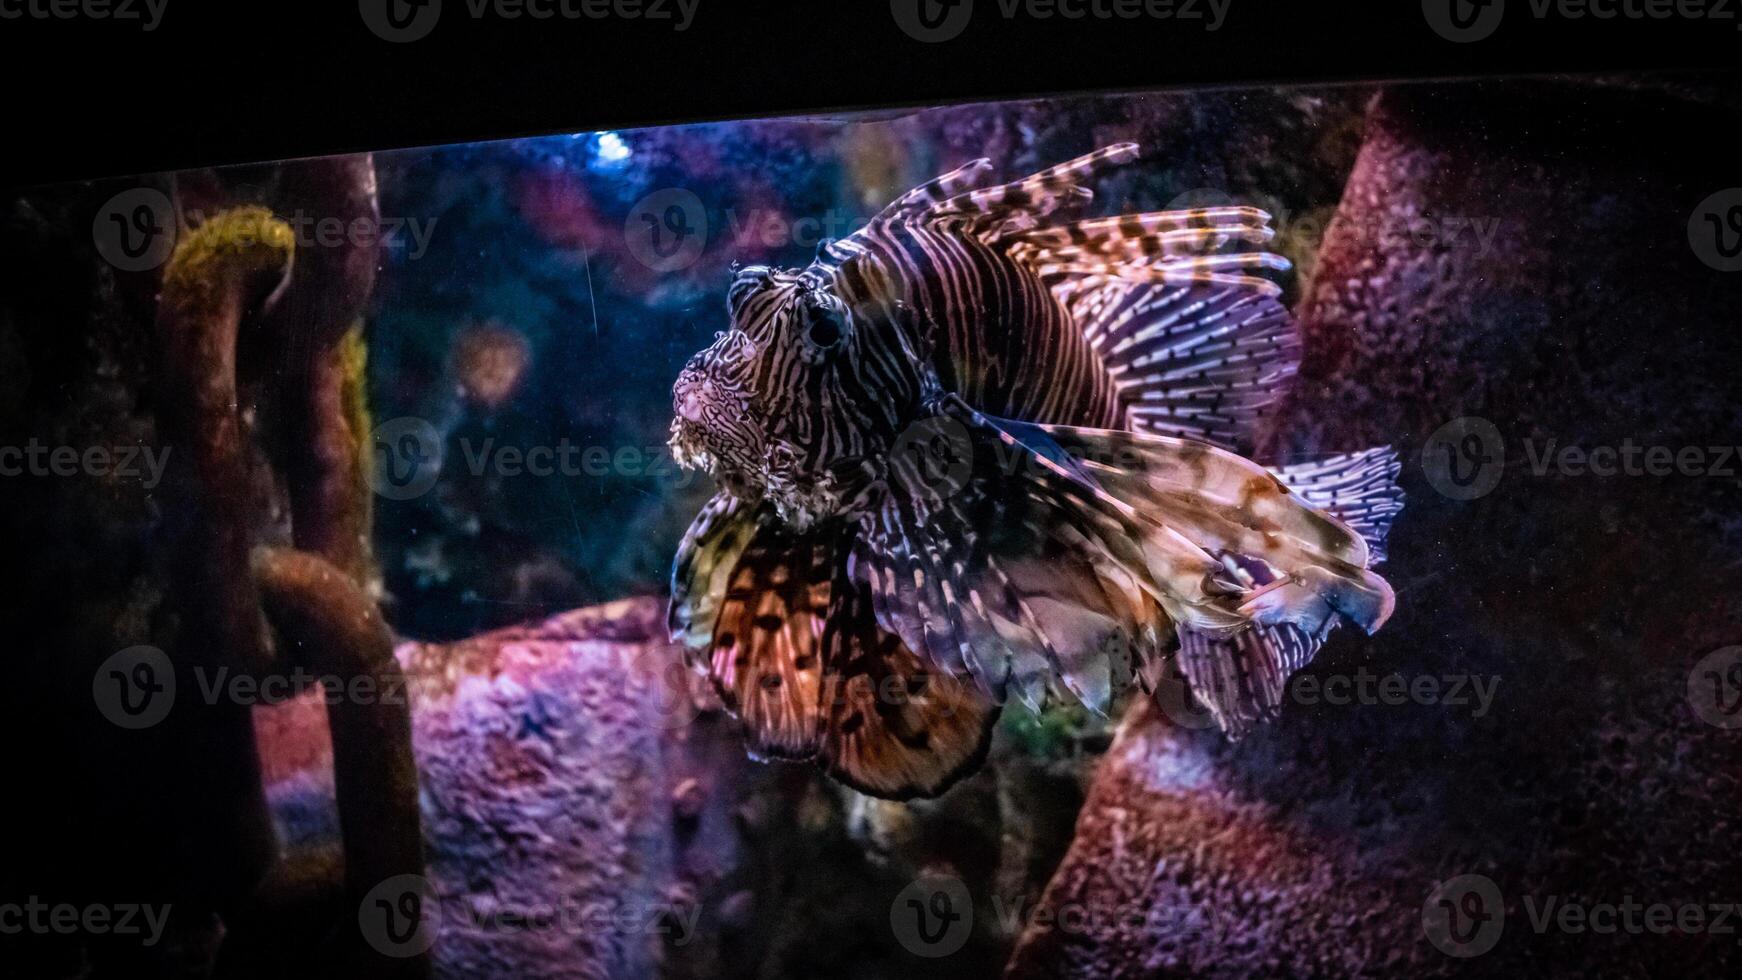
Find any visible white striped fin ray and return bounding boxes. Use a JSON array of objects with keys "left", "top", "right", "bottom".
[
  {"left": 1176, "top": 620, "right": 1328, "bottom": 738},
  {"left": 820, "top": 157, "right": 1000, "bottom": 267},
  {"left": 1267, "top": 448, "right": 1404, "bottom": 565},
  {"left": 949, "top": 150, "right": 1302, "bottom": 450},
  {"left": 1016, "top": 206, "right": 1277, "bottom": 255},
  {"left": 1060, "top": 279, "right": 1300, "bottom": 450},
  {"left": 878, "top": 157, "right": 996, "bottom": 221},
  {"left": 928, "top": 143, "right": 1141, "bottom": 227}
]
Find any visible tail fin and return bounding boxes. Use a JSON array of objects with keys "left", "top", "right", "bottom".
[{"left": 1177, "top": 447, "right": 1405, "bottom": 736}]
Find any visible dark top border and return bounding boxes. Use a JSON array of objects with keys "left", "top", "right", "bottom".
[{"left": 3, "top": 0, "right": 1738, "bottom": 186}]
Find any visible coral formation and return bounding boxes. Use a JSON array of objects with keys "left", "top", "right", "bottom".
[{"left": 166, "top": 160, "right": 429, "bottom": 976}]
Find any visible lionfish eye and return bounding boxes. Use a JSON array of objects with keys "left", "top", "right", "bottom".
[{"left": 806, "top": 308, "right": 844, "bottom": 349}]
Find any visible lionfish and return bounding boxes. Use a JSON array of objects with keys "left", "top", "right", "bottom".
[{"left": 667, "top": 144, "right": 1402, "bottom": 800}]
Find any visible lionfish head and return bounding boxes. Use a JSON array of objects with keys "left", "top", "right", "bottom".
[{"left": 669, "top": 263, "right": 925, "bottom": 526}]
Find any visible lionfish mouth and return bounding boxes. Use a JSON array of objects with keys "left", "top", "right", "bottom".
[
  {"left": 669, "top": 369, "right": 718, "bottom": 474},
  {"left": 667, "top": 415, "right": 713, "bottom": 473}
]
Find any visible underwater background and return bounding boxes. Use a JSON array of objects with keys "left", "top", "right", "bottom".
[
  {"left": 363, "top": 86, "right": 1365, "bottom": 640},
  {"left": 5, "top": 73, "right": 1742, "bottom": 979}
]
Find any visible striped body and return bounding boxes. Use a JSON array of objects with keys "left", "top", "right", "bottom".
[
  {"left": 672, "top": 223, "right": 1124, "bottom": 529},
  {"left": 828, "top": 217, "right": 1125, "bottom": 430}
]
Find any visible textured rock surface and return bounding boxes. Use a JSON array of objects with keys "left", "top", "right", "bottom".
[
  {"left": 1007, "top": 77, "right": 1742, "bottom": 979},
  {"left": 255, "top": 599, "right": 1093, "bottom": 979},
  {"left": 258, "top": 598, "right": 732, "bottom": 979}
]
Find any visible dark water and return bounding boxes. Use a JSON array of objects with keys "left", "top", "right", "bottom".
[{"left": 364, "top": 86, "right": 1368, "bottom": 639}]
